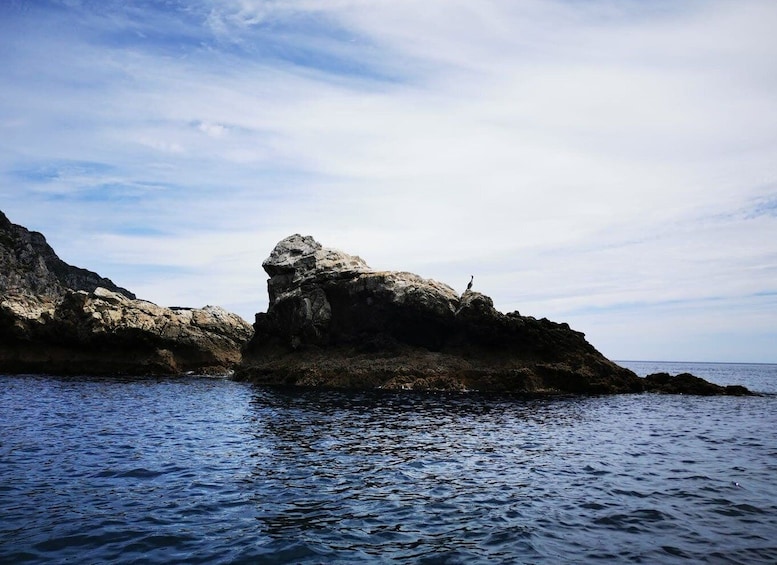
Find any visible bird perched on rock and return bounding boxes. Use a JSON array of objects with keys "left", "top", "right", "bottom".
[{"left": 466, "top": 275, "right": 473, "bottom": 291}]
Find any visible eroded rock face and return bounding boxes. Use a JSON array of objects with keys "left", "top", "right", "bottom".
[
  {"left": 237, "top": 234, "right": 644, "bottom": 394},
  {"left": 1, "top": 211, "right": 253, "bottom": 375},
  {"left": 252, "top": 234, "right": 461, "bottom": 350},
  {"left": 0, "top": 210, "right": 135, "bottom": 300}
]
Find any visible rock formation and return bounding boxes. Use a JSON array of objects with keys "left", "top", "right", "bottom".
[
  {"left": 236, "top": 234, "right": 644, "bottom": 393},
  {"left": 0, "top": 210, "right": 135, "bottom": 301},
  {"left": 1, "top": 211, "right": 253, "bottom": 375},
  {"left": 1, "top": 216, "right": 755, "bottom": 394},
  {"left": 644, "top": 372, "right": 753, "bottom": 396}
]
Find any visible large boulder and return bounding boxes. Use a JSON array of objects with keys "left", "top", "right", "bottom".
[
  {"left": 236, "top": 234, "right": 644, "bottom": 394},
  {"left": 256, "top": 234, "right": 460, "bottom": 351},
  {"left": 0, "top": 211, "right": 253, "bottom": 375}
]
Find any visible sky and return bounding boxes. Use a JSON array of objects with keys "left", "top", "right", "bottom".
[{"left": 1, "top": 0, "right": 775, "bottom": 363}]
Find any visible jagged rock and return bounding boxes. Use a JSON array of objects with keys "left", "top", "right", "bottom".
[
  {"left": 2, "top": 214, "right": 756, "bottom": 394},
  {"left": 236, "top": 234, "right": 644, "bottom": 394},
  {"left": 256, "top": 234, "right": 460, "bottom": 351},
  {"left": 0, "top": 211, "right": 253, "bottom": 375},
  {"left": 644, "top": 372, "right": 753, "bottom": 396},
  {"left": 0, "top": 210, "right": 135, "bottom": 300}
]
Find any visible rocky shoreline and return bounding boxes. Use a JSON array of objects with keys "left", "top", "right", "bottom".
[
  {"left": 0, "top": 211, "right": 252, "bottom": 375},
  {"left": 0, "top": 212, "right": 754, "bottom": 395},
  {"left": 234, "top": 234, "right": 752, "bottom": 396}
]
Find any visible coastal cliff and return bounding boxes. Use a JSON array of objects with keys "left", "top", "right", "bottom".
[
  {"left": 236, "top": 234, "right": 643, "bottom": 393},
  {"left": 0, "top": 210, "right": 135, "bottom": 301},
  {"left": 0, "top": 211, "right": 253, "bottom": 375}
]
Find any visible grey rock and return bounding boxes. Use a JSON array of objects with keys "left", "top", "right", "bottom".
[
  {"left": 237, "top": 234, "right": 642, "bottom": 394},
  {"left": 1, "top": 211, "right": 253, "bottom": 375},
  {"left": 0, "top": 210, "right": 135, "bottom": 300}
]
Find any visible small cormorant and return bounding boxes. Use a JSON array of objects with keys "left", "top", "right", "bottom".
[{"left": 466, "top": 275, "right": 473, "bottom": 291}]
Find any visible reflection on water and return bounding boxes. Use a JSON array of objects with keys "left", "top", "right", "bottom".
[
  {"left": 245, "top": 389, "right": 589, "bottom": 562},
  {"left": 2, "top": 368, "right": 777, "bottom": 563}
]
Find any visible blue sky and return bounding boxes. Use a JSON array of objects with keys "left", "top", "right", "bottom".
[{"left": 1, "top": 0, "right": 775, "bottom": 362}]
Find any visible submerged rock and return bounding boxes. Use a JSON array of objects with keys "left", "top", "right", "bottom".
[
  {"left": 0, "top": 211, "right": 253, "bottom": 375},
  {"left": 236, "top": 234, "right": 644, "bottom": 394}
]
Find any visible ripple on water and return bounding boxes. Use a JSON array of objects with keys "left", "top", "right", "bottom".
[{"left": 1, "top": 372, "right": 777, "bottom": 563}]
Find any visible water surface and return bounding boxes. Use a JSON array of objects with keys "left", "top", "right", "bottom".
[{"left": 1, "top": 364, "right": 776, "bottom": 563}]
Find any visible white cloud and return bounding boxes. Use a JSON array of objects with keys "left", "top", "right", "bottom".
[
  {"left": 1, "top": 0, "right": 775, "bottom": 360},
  {"left": 196, "top": 121, "right": 228, "bottom": 138}
]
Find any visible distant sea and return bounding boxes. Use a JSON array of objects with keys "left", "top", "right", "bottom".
[{"left": 2, "top": 362, "right": 776, "bottom": 564}]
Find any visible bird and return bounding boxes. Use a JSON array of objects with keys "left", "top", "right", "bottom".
[{"left": 466, "top": 275, "right": 473, "bottom": 291}]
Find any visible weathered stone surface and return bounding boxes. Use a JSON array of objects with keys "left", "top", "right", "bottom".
[
  {"left": 644, "top": 372, "right": 753, "bottom": 396},
  {"left": 2, "top": 214, "right": 756, "bottom": 394},
  {"left": 0, "top": 210, "right": 135, "bottom": 300},
  {"left": 236, "top": 234, "right": 643, "bottom": 394},
  {"left": 1, "top": 211, "right": 253, "bottom": 375}
]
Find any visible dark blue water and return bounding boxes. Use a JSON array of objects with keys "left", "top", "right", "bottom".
[{"left": 1, "top": 363, "right": 776, "bottom": 564}]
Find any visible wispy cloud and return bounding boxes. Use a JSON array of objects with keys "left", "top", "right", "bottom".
[{"left": 1, "top": 0, "right": 775, "bottom": 361}]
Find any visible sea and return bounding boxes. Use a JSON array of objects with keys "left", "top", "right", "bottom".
[{"left": 1, "top": 361, "right": 776, "bottom": 564}]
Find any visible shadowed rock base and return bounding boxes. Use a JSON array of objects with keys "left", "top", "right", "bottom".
[{"left": 238, "top": 344, "right": 643, "bottom": 394}]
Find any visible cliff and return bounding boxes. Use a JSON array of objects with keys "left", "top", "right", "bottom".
[
  {"left": 236, "top": 234, "right": 643, "bottom": 393},
  {"left": 0, "top": 210, "right": 135, "bottom": 300},
  {"left": 0, "top": 211, "right": 253, "bottom": 375}
]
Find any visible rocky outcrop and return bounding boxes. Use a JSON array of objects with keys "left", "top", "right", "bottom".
[
  {"left": 236, "top": 234, "right": 644, "bottom": 394},
  {"left": 2, "top": 216, "right": 756, "bottom": 392},
  {"left": 1, "top": 211, "right": 253, "bottom": 375},
  {"left": 644, "top": 373, "right": 753, "bottom": 396},
  {"left": 0, "top": 210, "right": 135, "bottom": 300}
]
